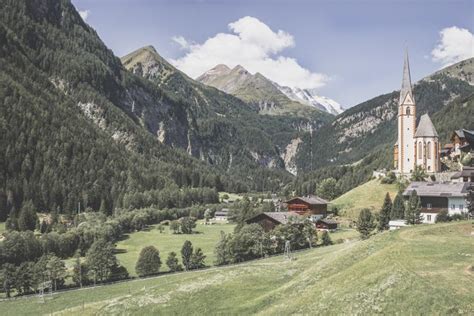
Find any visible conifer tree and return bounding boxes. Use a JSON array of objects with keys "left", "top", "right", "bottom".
[
  {"left": 405, "top": 190, "right": 422, "bottom": 225},
  {"left": 17, "top": 200, "right": 38, "bottom": 231},
  {"left": 378, "top": 193, "right": 392, "bottom": 231},
  {"left": 190, "top": 248, "right": 206, "bottom": 270},
  {"left": 166, "top": 252, "right": 183, "bottom": 272},
  {"left": 391, "top": 192, "right": 405, "bottom": 220},
  {"left": 321, "top": 231, "right": 333, "bottom": 246},
  {"left": 357, "top": 208, "right": 375, "bottom": 240},
  {"left": 181, "top": 240, "right": 193, "bottom": 271}
]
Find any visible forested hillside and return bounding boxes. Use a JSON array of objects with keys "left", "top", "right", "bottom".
[
  {"left": 122, "top": 46, "right": 332, "bottom": 175},
  {"left": 0, "top": 0, "right": 294, "bottom": 220}
]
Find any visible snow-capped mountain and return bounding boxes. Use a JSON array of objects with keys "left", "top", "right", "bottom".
[{"left": 275, "top": 85, "right": 344, "bottom": 115}]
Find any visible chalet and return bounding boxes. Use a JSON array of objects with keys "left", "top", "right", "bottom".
[
  {"left": 245, "top": 212, "right": 302, "bottom": 232},
  {"left": 285, "top": 196, "right": 328, "bottom": 216},
  {"left": 450, "top": 129, "right": 474, "bottom": 157},
  {"left": 214, "top": 208, "right": 229, "bottom": 221},
  {"left": 315, "top": 218, "right": 338, "bottom": 230},
  {"left": 451, "top": 167, "right": 474, "bottom": 183},
  {"left": 403, "top": 182, "right": 471, "bottom": 223}
]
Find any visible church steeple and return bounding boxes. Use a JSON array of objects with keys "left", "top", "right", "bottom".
[{"left": 399, "top": 49, "right": 413, "bottom": 105}]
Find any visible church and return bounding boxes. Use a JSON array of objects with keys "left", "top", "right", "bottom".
[{"left": 393, "top": 52, "right": 440, "bottom": 174}]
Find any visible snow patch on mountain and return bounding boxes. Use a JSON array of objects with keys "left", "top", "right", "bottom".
[{"left": 275, "top": 84, "right": 344, "bottom": 115}]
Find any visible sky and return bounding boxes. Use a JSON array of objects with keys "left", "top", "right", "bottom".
[{"left": 72, "top": 0, "right": 474, "bottom": 108}]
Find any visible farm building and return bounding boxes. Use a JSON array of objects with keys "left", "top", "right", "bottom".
[
  {"left": 245, "top": 212, "right": 302, "bottom": 232},
  {"left": 403, "top": 182, "right": 471, "bottom": 223},
  {"left": 285, "top": 196, "right": 328, "bottom": 216},
  {"left": 451, "top": 167, "right": 474, "bottom": 183},
  {"left": 315, "top": 218, "right": 338, "bottom": 230},
  {"left": 214, "top": 208, "right": 229, "bottom": 221}
]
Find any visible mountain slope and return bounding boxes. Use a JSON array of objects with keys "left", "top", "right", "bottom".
[
  {"left": 197, "top": 64, "right": 334, "bottom": 117},
  {"left": 0, "top": 0, "right": 291, "bottom": 218},
  {"left": 2, "top": 222, "right": 472, "bottom": 314},
  {"left": 275, "top": 84, "right": 344, "bottom": 115},
  {"left": 295, "top": 60, "right": 474, "bottom": 171},
  {"left": 121, "top": 46, "right": 333, "bottom": 176}
]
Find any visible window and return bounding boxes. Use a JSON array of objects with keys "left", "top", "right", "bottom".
[
  {"left": 427, "top": 142, "right": 431, "bottom": 159},
  {"left": 427, "top": 215, "right": 432, "bottom": 221},
  {"left": 427, "top": 203, "right": 432, "bottom": 209},
  {"left": 418, "top": 142, "right": 422, "bottom": 158},
  {"left": 451, "top": 204, "right": 455, "bottom": 210},
  {"left": 406, "top": 107, "right": 411, "bottom": 115},
  {"left": 459, "top": 204, "right": 464, "bottom": 210}
]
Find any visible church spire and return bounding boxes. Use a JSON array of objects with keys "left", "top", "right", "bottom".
[{"left": 399, "top": 48, "right": 413, "bottom": 105}]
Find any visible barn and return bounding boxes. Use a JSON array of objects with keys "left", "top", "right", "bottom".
[{"left": 245, "top": 212, "right": 302, "bottom": 232}]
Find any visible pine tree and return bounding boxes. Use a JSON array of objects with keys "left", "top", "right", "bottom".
[
  {"left": 321, "top": 231, "right": 332, "bottom": 246},
  {"left": 378, "top": 193, "right": 392, "bottom": 231},
  {"left": 357, "top": 208, "right": 375, "bottom": 240},
  {"left": 405, "top": 190, "right": 422, "bottom": 225},
  {"left": 17, "top": 200, "right": 38, "bottom": 231},
  {"left": 135, "top": 246, "right": 162, "bottom": 277},
  {"left": 190, "top": 248, "right": 206, "bottom": 270},
  {"left": 181, "top": 240, "right": 193, "bottom": 271},
  {"left": 166, "top": 252, "right": 183, "bottom": 272},
  {"left": 391, "top": 192, "right": 405, "bottom": 220}
]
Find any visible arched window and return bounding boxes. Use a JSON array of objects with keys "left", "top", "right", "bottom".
[
  {"left": 427, "top": 141, "right": 431, "bottom": 159},
  {"left": 406, "top": 107, "right": 411, "bottom": 116},
  {"left": 418, "top": 141, "right": 422, "bottom": 158}
]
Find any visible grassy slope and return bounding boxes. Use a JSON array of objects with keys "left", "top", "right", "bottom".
[
  {"left": 332, "top": 179, "right": 398, "bottom": 220},
  {"left": 3, "top": 222, "right": 472, "bottom": 315},
  {"left": 115, "top": 222, "right": 235, "bottom": 276}
]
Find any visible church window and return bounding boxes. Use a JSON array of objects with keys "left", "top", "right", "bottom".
[
  {"left": 427, "top": 142, "right": 431, "bottom": 159},
  {"left": 418, "top": 141, "right": 422, "bottom": 158},
  {"left": 406, "top": 107, "right": 411, "bottom": 115}
]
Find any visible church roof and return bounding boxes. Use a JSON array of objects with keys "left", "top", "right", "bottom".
[
  {"left": 399, "top": 49, "right": 414, "bottom": 105},
  {"left": 415, "top": 114, "right": 438, "bottom": 138}
]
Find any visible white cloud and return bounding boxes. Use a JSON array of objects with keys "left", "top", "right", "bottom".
[
  {"left": 79, "top": 10, "right": 90, "bottom": 21},
  {"left": 171, "top": 16, "right": 328, "bottom": 89},
  {"left": 172, "top": 36, "right": 191, "bottom": 50},
  {"left": 431, "top": 26, "right": 474, "bottom": 67}
]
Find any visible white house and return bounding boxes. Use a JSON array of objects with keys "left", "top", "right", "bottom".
[{"left": 403, "top": 182, "right": 471, "bottom": 223}]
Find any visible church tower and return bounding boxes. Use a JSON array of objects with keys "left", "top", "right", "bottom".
[{"left": 396, "top": 50, "right": 416, "bottom": 174}]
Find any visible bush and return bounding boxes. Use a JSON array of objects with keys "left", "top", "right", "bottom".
[{"left": 435, "top": 209, "right": 449, "bottom": 223}]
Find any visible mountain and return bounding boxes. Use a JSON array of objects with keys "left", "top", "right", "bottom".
[
  {"left": 427, "top": 58, "right": 474, "bottom": 85},
  {"left": 0, "top": 0, "right": 302, "bottom": 218},
  {"left": 196, "top": 64, "right": 336, "bottom": 117},
  {"left": 295, "top": 58, "right": 474, "bottom": 172},
  {"left": 274, "top": 84, "right": 344, "bottom": 115},
  {"left": 121, "top": 46, "right": 333, "bottom": 176}
]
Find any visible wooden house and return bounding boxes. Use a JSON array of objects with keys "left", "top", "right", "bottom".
[
  {"left": 403, "top": 182, "right": 470, "bottom": 223},
  {"left": 315, "top": 218, "right": 338, "bottom": 230},
  {"left": 245, "top": 212, "right": 302, "bottom": 232},
  {"left": 285, "top": 196, "right": 328, "bottom": 216}
]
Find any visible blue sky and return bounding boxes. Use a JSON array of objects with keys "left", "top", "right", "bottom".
[{"left": 72, "top": 0, "right": 473, "bottom": 108}]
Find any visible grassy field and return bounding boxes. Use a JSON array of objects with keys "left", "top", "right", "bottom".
[
  {"left": 2, "top": 221, "right": 472, "bottom": 315},
  {"left": 332, "top": 179, "right": 399, "bottom": 220},
  {"left": 115, "top": 221, "right": 235, "bottom": 276}
]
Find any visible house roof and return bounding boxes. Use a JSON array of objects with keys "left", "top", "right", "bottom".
[
  {"left": 215, "top": 211, "right": 228, "bottom": 216},
  {"left": 403, "top": 182, "right": 469, "bottom": 198},
  {"left": 414, "top": 114, "right": 438, "bottom": 138},
  {"left": 286, "top": 195, "right": 328, "bottom": 205},
  {"left": 246, "top": 212, "right": 302, "bottom": 225},
  {"left": 451, "top": 167, "right": 474, "bottom": 179}
]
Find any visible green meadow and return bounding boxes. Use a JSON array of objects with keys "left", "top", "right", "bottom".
[
  {"left": 2, "top": 221, "right": 472, "bottom": 315},
  {"left": 332, "top": 179, "right": 399, "bottom": 220},
  {"left": 115, "top": 221, "right": 235, "bottom": 276}
]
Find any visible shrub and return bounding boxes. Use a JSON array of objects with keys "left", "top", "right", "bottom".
[
  {"left": 135, "top": 246, "right": 162, "bottom": 277},
  {"left": 435, "top": 209, "right": 449, "bottom": 223}
]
